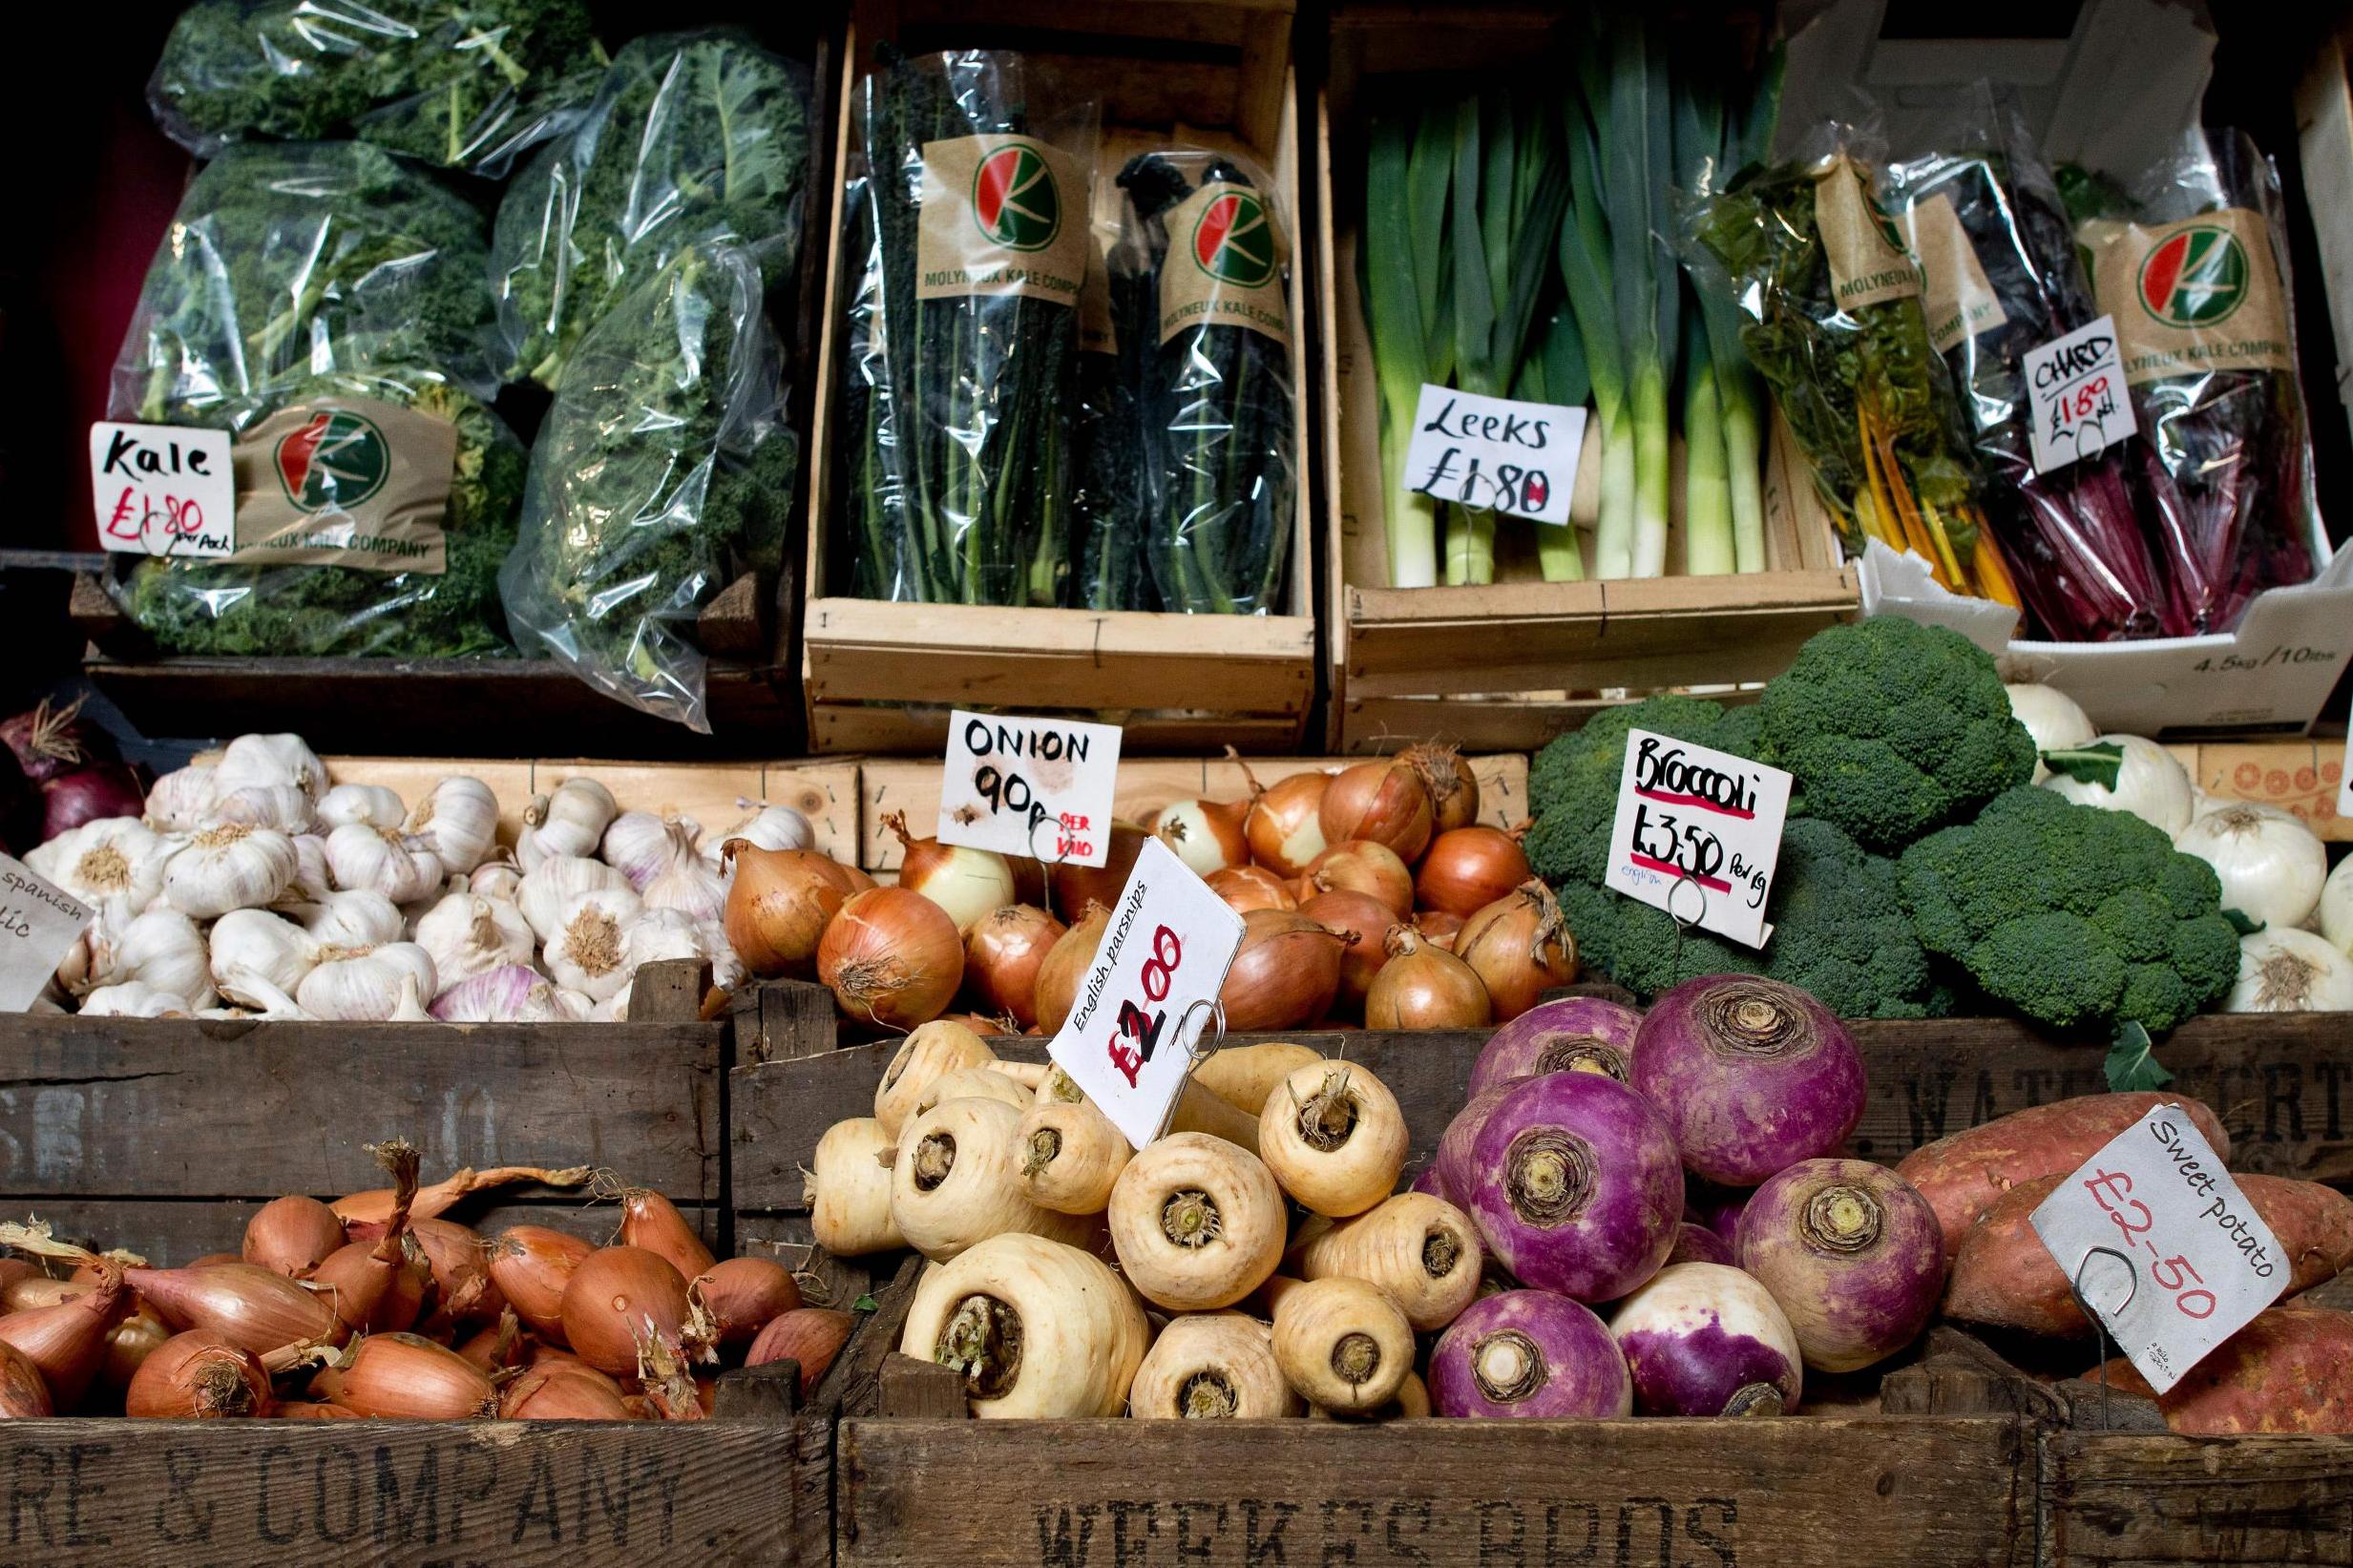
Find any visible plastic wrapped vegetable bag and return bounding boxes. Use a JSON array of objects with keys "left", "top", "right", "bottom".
[
  {"left": 492, "top": 29, "right": 813, "bottom": 389},
  {"left": 498, "top": 240, "right": 795, "bottom": 731},
  {"left": 1066, "top": 214, "right": 1154, "bottom": 611},
  {"left": 149, "top": 0, "right": 603, "bottom": 173}
]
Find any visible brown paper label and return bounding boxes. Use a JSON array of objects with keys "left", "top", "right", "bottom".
[
  {"left": 914, "top": 135, "right": 1088, "bottom": 306},
  {"left": 1157, "top": 181, "right": 1291, "bottom": 347},
  {"left": 1079, "top": 226, "right": 1116, "bottom": 354},
  {"left": 1815, "top": 155, "right": 1922, "bottom": 313},
  {"left": 2086, "top": 206, "right": 2292, "bottom": 384},
  {"left": 229, "top": 396, "right": 453, "bottom": 573},
  {"left": 1904, "top": 192, "right": 2009, "bottom": 352}
]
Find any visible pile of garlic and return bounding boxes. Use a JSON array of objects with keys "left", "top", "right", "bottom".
[{"left": 29, "top": 732, "right": 814, "bottom": 1024}]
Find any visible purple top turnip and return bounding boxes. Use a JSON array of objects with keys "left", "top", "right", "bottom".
[
  {"left": 1433, "top": 1077, "right": 1523, "bottom": 1207},
  {"left": 1408, "top": 1163, "right": 1451, "bottom": 1202},
  {"left": 1631, "top": 976, "right": 1864, "bottom": 1187},
  {"left": 1468, "top": 996, "right": 1643, "bottom": 1096},
  {"left": 1460, "top": 1072, "right": 1683, "bottom": 1303},
  {"left": 1735, "top": 1159, "right": 1943, "bottom": 1373},
  {"left": 1428, "top": 1290, "right": 1631, "bottom": 1419},
  {"left": 1609, "top": 1262, "right": 1802, "bottom": 1416},
  {"left": 1667, "top": 1223, "right": 1732, "bottom": 1267}
]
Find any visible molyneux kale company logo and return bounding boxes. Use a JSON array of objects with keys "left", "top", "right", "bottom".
[
  {"left": 972, "top": 144, "right": 1061, "bottom": 252},
  {"left": 2138, "top": 224, "right": 2250, "bottom": 327},
  {"left": 1191, "top": 191, "right": 1279, "bottom": 287},
  {"left": 274, "top": 408, "right": 390, "bottom": 514}
]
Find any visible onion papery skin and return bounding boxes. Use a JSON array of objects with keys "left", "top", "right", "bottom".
[
  {"left": 1414, "top": 827, "right": 1529, "bottom": 919},
  {"left": 619, "top": 1189, "right": 717, "bottom": 1285},
  {"left": 722, "top": 844, "right": 858, "bottom": 976},
  {"left": 1735, "top": 1160, "right": 1943, "bottom": 1374},
  {"left": 693, "top": 1258, "right": 802, "bottom": 1347},
  {"left": 0, "top": 1265, "right": 129, "bottom": 1410},
  {"left": 1469, "top": 996, "right": 1643, "bottom": 1095},
  {"left": 312, "top": 1332, "right": 498, "bottom": 1419},
  {"left": 1400, "top": 744, "right": 1481, "bottom": 835},
  {"left": 1301, "top": 840, "right": 1414, "bottom": 920},
  {"left": 1363, "top": 926, "right": 1491, "bottom": 1031},
  {"left": 501, "top": 1361, "right": 634, "bottom": 1420},
  {"left": 1033, "top": 903, "right": 1109, "bottom": 1036},
  {"left": 1048, "top": 822, "right": 1149, "bottom": 918},
  {"left": 1300, "top": 890, "right": 1397, "bottom": 1017},
  {"left": 889, "top": 811, "right": 1018, "bottom": 934},
  {"left": 746, "top": 1308, "right": 856, "bottom": 1398},
  {"left": 1454, "top": 882, "right": 1578, "bottom": 1022},
  {"left": 817, "top": 887, "right": 964, "bottom": 1029},
  {"left": 1428, "top": 1291, "right": 1629, "bottom": 1418},
  {"left": 1219, "top": 909, "right": 1346, "bottom": 1033},
  {"left": 126, "top": 1262, "right": 342, "bottom": 1355},
  {"left": 1151, "top": 798, "right": 1251, "bottom": 879},
  {"left": 488, "top": 1226, "right": 594, "bottom": 1343},
  {"left": 408, "top": 1217, "right": 502, "bottom": 1334},
  {"left": 1318, "top": 761, "right": 1435, "bottom": 864},
  {"left": 964, "top": 906, "right": 1064, "bottom": 1029},
  {"left": 242, "top": 1195, "right": 347, "bottom": 1277},
  {"left": 1244, "top": 772, "right": 1331, "bottom": 878},
  {"left": 1206, "top": 866, "right": 1296, "bottom": 915},
  {"left": 124, "top": 1330, "right": 262, "bottom": 1418},
  {"left": 1631, "top": 975, "right": 1864, "bottom": 1187},
  {"left": 557, "top": 1247, "right": 694, "bottom": 1378}
]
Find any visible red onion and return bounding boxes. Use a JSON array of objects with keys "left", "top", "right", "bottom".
[
  {"left": 1609, "top": 1262, "right": 1802, "bottom": 1415},
  {"left": 1630, "top": 976, "right": 1864, "bottom": 1187},
  {"left": 1468, "top": 996, "right": 1643, "bottom": 1096},
  {"left": 41, "top": 763, "right": 147, "bottom": 842},
  {"left": 0, "top": 698, "right": 116, "bottom": 784},
  {"left": 1428, "top": 1291, "right": 1629, "bottom": 1418},
  {"left": 1736, "top": 1160, "right": 1943, "bottom": 1373}
]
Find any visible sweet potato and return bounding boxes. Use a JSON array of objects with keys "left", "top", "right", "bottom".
[
  {"left": 1897, "top": 1093, "right": 2232, "bottom": 1256},
  {"left": 1944, "top": 1173, "right": 2353, "bottom": 1338},
  {"left": 2097, "top": 1307, "right": 2353, "bottom": 1432}
]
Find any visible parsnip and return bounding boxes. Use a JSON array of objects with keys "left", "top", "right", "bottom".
[
  {"left": 1195, "top": 1043, "right": 1325, "bottom": 1115},
  {"left": 1107, "top": 1134, "right": 1287, "bottom": 1311},
  {"left": 806, "top": 1117, "right": 904, "bottom": 1256},
  {"left": 1258, "top": 1064, "right": 1409, "bottom": 1217},
  {"left": 914, "top": 1067, "right": 1029, "bottom": 1118},
  {"left": 1266, "top": 1275, "right": 1413, "bottom": 1412},
  {"left": 1129, "top": 1311, "right": 1300, "bottom": 1418},
  {"left": 994, "top": 1060, "right": 1049, "bottom": 1093},
  {"left": 1019, "top": 1098, "right": 1132, "bottom": 1215},
  {"left": 875, "top": 1019, "right": 996, "bottom": 1137},
  {"left": 1309, "top": 1369, "right": 1430, "bottom": 1421},
  {"left": 1293, "top": 1192, "right": 1482, "bottom": 1331},
  {"left": 899, "top": 1233, "right": 1150, "bottom": 1417},
  {"left": 890, "top": 1098, "right": 1096, "bottom": 1262}
]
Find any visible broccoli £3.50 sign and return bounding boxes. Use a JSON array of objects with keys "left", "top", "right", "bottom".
[{"left": 1604, "top": 729, "right": 1793, "bottom": 950}]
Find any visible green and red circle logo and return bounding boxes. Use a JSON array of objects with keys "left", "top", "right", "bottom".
[
  {"left": 1191, "top": 190, "right": 1278, "bottom": 286},
  {"left": 973, "top": 144, "right": 1061, "bottom": 252},
  {"left": 2138, "top": 224, "right": 2249, "bottom": 326},
  {"left": 275, "top": 408, "right": 389, "bottom": 514}
]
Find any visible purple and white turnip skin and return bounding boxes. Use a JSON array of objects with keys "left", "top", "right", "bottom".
[
  {"left": 1434, "top": 1078, "right": 1523, "bottom": 1207},
  {"left": 1631, "top": 976, "right": 1864, "bottom": 1187},
  {"left": 1460, "top": 1072, "right": 1684, "bottom": 1303},
  {"left": 1409, "top": 1164, "right": 1452, "bottom": 1202},
  {"left": 1467, "top": 996, "right": 1644, "bottom": 1097},
  {"left": 1429, "top": 1290, "right": 1632, "bottom": 1419},
  {"left": 1735, "top": 1159, "right": 1944, "bottom": 1373},
  {"left": 1687, "top": 1180, "right": 1754, "bottom": 1246},
  {"left": 1666, "top": 1223, "right": 1733, "bottom": 1267},
  {"left": 1609, "top": 1263, "right": 1802, "bottom": 1416}
]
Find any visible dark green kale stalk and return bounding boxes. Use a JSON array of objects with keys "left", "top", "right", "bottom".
[
  {"left": 116, "top": 370, "right": 524, "bottom": 659},
  {"left": 149, "top": 0, "right": 603, "bottom": 172},
  {"left": 494, "top": 29, "right": 812, "bottom": 388},
  {"left": 1066, "top": 228, "right": 1156, "bottom": 611},
  {"left": 111, "top": 142, "right": 499, "bottom": 430},
  {"left": 1114, "top": 152, "right": 1295, "bottom": 615},
  {"left": 838, "top": 50, "right": 1082, "bottom": 606},
  {"left": 498, "top": 240, "right": 794, "bottom": 732}
]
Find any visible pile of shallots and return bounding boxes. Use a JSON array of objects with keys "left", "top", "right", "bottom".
[
  {"left": 0, "top": 1146, "right": 851, "bottom": 1420},
  {"left": 32, "top": 731, "right": 813, "bottom": 1022}
]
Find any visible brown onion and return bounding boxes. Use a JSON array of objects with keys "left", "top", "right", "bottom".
[
  {"left": 693, "top": 1257, "right": 802, "bottom": 1347},
  {"left": 408, "top": 1217, "right": 503, "bottom": 1334},
  {"left": 1301, "top": 889, "right": 1398, "bottom": 1018},
  {"left": 1399, "top": 742, "right": 1481, "bottom": 834},
  {"left": 1220, "top": 909, "right": 1350, "bottom": 1032},
  {"left": 186, "top": 1253, "right": 243, "bottom": 1269},
  {"left": 456, "top": 1310, "right": 523, "bottom": 1373},
  {"left": 557, "top": 1246, "right": 695, "bottom": 1377},
  {"left": 335, "top": 1161, "right": 591, "bottom": 1227},
  {"left": 1237, "top": 760, "right": 1330, "bottom": 877},
  {"left": 488, "top": 1226, "right": 594, "bottom": 1343},
  {"left": 1149, "top": 796, "right": 1251, "bottom": 878},
  {"left": 1207, "top": 865, "right": 1296, "bottom": 914},
  {"left": 1455, "top": 880, "right": 1578, "bottom": 1021},
  {"left": 745, "top": 1307, "right": 855, "bottom": 1397},
  {"left": 126, "top": 1330, "right": 261, "bottom": 1418},
  {"left": 0, "top": 1254, "right": 130, "bottom": 1410},
  {"left": 1318, "top": 760, "right": 1435, "bottom": 864},
  {"left": 1033, "top": 901, "right": 1110, "bottom": 1036},
  {"left": 1048, "top": 821, "right": 1149, "bottom": 917},
  {"left": 940, "top": 1011, "right": 1019, "bottom": 1036},
  {"left": 276, "top": 1400, "right": 362, "bottom": 1420},
  {"left": 817, "top": 887, "right": 964, "bottom": 1029},
  {"left": 722, "top": 841, "right": 860, "bottom": 976},
  {"left": 1301, "top": 840, "right": 1415, "bottom": 919},
  {"left": 99, "top": 1302, "right": 171, "bottom": 1403},
  {"left": 1364, "top": 926, "right": 1492, "bottom": 1030},
  {"left": 308, "top": 1139, "right": 423, "bottom": 1335},
  {"left": 1414, "top": 826, "right": 1531, "bottom": 919},
  {"left": 886, "top": 811, "right": 1016, "bottom": 933},
  {"left": 502, "top": 1360, "right": 634, "bottom": 1420},
  {"left": 127, "top": 1262, "right": 341, "bottom": 1355},
  {"left": 312, "top": 1332, "right": 497, "bottom": 1419},
  {"left": 0, "top": 1261, "right": 33, "bottom": 1294},
  {"left": 242, "top": 1195, "right": 346, "bottom": 1277},
  {"left": 1414, "top": 909, "right": 1465, "bottom": 951},
  {"left": 617, "top": 1187, "right": 716, "bottom": 1284},
  {"left": 963, "top": 905, "right": 1065, "bottom": 1029},
  {"left": 6, "top": 1278, "right": 86, "bottom": 1312}
]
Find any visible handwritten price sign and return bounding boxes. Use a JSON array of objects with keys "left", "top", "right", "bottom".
[
  {"left": 2024, "top": 316, "right": 2138, "bottom": 475},
  {"left": 936, "top": 711, "right": 1121, "bottom": 868},
  {"left": 88, "top": 423, "right": 236, "bottom": 559},
  {"left": 1402, "top": 385, "right": 1587, "bottom": 527},
  {"left": 2030, "top": 1104, "right": 2285, "bottom": 1393},
  {"left": 1603, "top": 730, "right": 1792, "bottom": 950},
  {"left": 1044, "top": 836, "right": 1245, "bottom": 1150}
]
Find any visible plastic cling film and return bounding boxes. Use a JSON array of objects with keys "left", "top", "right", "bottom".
[{"left": 1155, "top": 181, "right": 1291, "bottom": 349}]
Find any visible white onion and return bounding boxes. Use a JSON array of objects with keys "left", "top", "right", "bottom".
[
  {"left": 2225, "top": 928, "right": 2353, "bottom": 1014},
  {"left": 2173, "top": 803, "right": 2327, "bottom": 932},
  {"left": 2004, "top": 683, "right": 2094, "bottom": 784},
  {"left": 2322, "top": 858, "right": 2353, "bottom": 957},
  {"left": 2040, "top": 734, "right": 2195, "bottom": 837}
]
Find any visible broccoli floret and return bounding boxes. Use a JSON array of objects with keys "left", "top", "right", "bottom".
[
  {"left": 1898, "top": 785, "right": 2239, "bottom": 1035},
  {"left": 1756, "top": 617, "right": 2035, "bottom": 851},
  {"left": 1526, "top": 696, "right": 1744, "bottom": 882}
]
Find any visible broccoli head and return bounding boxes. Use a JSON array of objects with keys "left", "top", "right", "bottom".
[
  {"left": 1756, "top": 617, "right": 2035, "bottom": 851},
  {"left": 1526, "top": 696, "right": 1753, "bottom": 885},
  {"left": 1898, "top": 785, "right": 2239, "bottom": 1035}
]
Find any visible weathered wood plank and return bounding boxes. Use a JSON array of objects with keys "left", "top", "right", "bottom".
[
  {"left": 2043, "top": 1432, "right": 2353, "bottom": 1568},
  {"left": 836, "top": 1416, "right": 2028, "bottom": 1568},
  {"left": 23, "top": 1200, "right": 711, "bottom": 1269}
]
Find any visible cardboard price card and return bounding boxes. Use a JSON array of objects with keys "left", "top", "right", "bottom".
[
  {"left": 1045, "top": 836, "right": 1246, "bottom": 1150},
  {"left": 1402, "top": 384, "right": 1586, "bottom": 527},
  {"left": 89, "top": 422, "right": 235, "bottom": 558},
  {"left": 936, "top": 710, "right": 1122, "bottom": 868},
  {"left": 0, "top": 856, "right": 92, "bottom": 1013},
  {"left": 2029, "top": 1103, "right": 2286, "bottom": 1393},
  {"left": 2024, "top": 316, "right": 2138, "bottom": 474},
  {"left": 1603, "top": 730, "right": 1792, "bottom": 950}
]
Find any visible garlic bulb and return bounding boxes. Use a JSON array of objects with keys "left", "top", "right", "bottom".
[
  {"left": 318, "top": 784, "right": 406, "bottom": 828},
  {"left": 602, "top": 811, "right": 698, "bottom": 891},
  {"left": 554, "top": 988, "right": 597, "bottom": 1020},
  {"left": 100, "top": 908, "right": 216, "bottom": 1010},
  {"left": 209, "top": 908, "right": 320, "bottom": 1007},
  {"left": 2322, "top": 858, "right": 2353, "bottom": 957},
  {"left": 414, "top": 891, "right": 535, "bottom": 995},
  {"left": 519, "top": 854, "right": 628, "bottom": 944},
  {"left": 2173, "top": 802, "right": 2328, "bottom": 932},
  {"left": 516, "top": 778, "right": 618, "bottom": 870},
  {"left": 214, "top": 972, "right": 311, "bottom": 1020},
  {"left": 28, "top": 818, "right": 172, "bottom": 909},
  {"left": 285, "top": 834, "right": 332, "bottom": 903},
  {"left": 407, "top": 777, "right": 500, "bottom": 875},
  {"left": 2041, "top": 734, "right": 2195, "bottom": 837},
  {"left": 145, "top": 759, "right": 220, "bottom": 831},
  {"left": 162, "top": 826, "right": 298, "bottom": 919},
  {"left": 80, "top": 981, "right": 193, "bottom": 1018},
  {"left": 388, "top": 973, "right": 434, "bottom": 1022},
  {"left": 305, "top": 889, "right": 405, "bottom": 950},
  {"left": 594, "top": 986, "right": 632, "bottom": 1023},
  {"left": 208, "top": 784, "right": 318, "bottom": 835},
  {"left": 2225, "top": 928, "right": 2353, "bottom": 1014},
  {"left": 215, "top": 733, "right": 326, "bottom": 800},
  {"left": 544, "top": 888, "right": 641, "bottom": 1001},
  {"left": 325, "top": 824, "right": 442, "bottom": 904},
  {"left": 642, "top": 851, "right": 726, "bottom": 923},
  {"left": 711, "top": 798, "right": 815, "bottom": 866},
  {"left": 700, "top": 920, "right": 746, "bottom": 990},
  {"left": 297, "top": 943, "right": 438, "bottom": 1021},
  {"left": 623, "top": 908, "right": 707, "bottom": 969},
  {"left": 431, "top": 965, "right": 575, "bottom": 1024},
  {"left": 469, "top": 861, "right": 523, "bottom": 903}
]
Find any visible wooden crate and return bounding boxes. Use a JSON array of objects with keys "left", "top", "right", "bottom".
[
  {"left": 2167, "top": 740, "right": 2350, "bottom": 842},
  {"left": 1317, "top": 5, "right": 1859, "bottom": 754},
  {"left": 800, "top": 0, "right": 1319, "bottom": 755}
]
